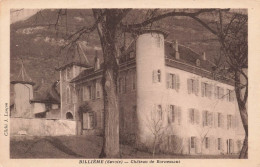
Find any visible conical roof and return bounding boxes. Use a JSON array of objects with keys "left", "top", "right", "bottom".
[
  {"left": 56, "top": 41, "right": 91, "bottom": 70},
  {"left": 10, "top": 59, "right": 35, "bottom": 85}
]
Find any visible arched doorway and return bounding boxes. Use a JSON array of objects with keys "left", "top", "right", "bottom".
[{"left": 66, "top": 112, "right": 73, "bottom": 119}]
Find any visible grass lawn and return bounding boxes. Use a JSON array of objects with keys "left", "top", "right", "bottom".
[{"left": 10, "top": 135, "right": 239, "bottom": 159}]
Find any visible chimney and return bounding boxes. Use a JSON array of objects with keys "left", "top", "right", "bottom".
[
  {"left": 175, "top": 40, "right": 180, "bottom": 60},
  {"left": 94, "top": 50, "right": 100, "bottom": 71},
  {"left": 202, "top": 52, "right": 206, "bottom": 61}
]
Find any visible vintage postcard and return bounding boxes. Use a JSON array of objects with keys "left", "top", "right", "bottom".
[{"left": 1, "top": 0, "right": 260, "bottom": 167}]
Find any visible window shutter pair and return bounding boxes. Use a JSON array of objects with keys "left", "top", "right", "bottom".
[{"left": 168, "top": 105, "right": 181, "bottom": 125}]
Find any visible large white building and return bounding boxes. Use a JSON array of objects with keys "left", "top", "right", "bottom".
[
  {"left": 56, "top": 29, "right": 245, "bottom": 155},
  {"left": 10, "top": 29, "right": 244, "bottom": 155}
]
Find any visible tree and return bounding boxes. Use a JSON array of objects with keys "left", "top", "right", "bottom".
[
  {"left": 189, "top": 10, "right": 248, "bottom": 158},
  {"left": 29, "top": 9, "right": 245, "bottom": 158}
]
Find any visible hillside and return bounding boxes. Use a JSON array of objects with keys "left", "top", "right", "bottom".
[{"left": 10, "top": 9, "right": 220, "bottom": 92}]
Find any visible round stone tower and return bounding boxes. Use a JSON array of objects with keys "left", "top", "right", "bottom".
[{"left": 135, "top": 29, "right": 168, "bottom": 147}]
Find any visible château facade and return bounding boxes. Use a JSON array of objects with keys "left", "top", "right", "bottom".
[{"left": 57, "top": 29, "right": 244, "bottom": 155}]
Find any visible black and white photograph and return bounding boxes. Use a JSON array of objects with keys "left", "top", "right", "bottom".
[{"left": 1, "top": 1, "right": 260, "bottom": 166}]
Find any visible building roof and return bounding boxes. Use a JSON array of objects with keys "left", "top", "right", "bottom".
[
  {"left": 31, "top": 82, "right": 60, "bottom": 104},
  {"left": 56, "top": 43, "right": 92, "bottom": 71},
  {"left": 10, "top": 80, "right": 35, "bottom": 85},
  {"left": 69, "top": 39, "right": 234, "bottom": 86}
]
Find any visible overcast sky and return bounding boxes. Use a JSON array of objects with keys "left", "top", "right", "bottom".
[{"left": 10, "top": 9, "right": 40, "bottom": 23}]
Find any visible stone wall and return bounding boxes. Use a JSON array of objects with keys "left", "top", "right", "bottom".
[{"left": 10, "top": 117, "right": 76, "bottom": 136}]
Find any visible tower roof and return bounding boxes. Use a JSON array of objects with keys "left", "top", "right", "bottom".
[
  {"left": 56, "top": 41, "right": 91, "bottom": 71},
  {"left": 10, "top": 59, "right": 35, "bottom": 85},
  {"left": 135, "top": 28, "right": 169, "bottom": 38}
]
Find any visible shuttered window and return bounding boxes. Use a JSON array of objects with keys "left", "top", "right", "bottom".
[
  {"left": 203, "top": 111, "right": 213, "bottom": 127},
  {"left": 167, "top": 73, "right": 180, "bottom": 91},
  {"left": 218, "top": 138, "right": 222, "bottom": 150},
  {"left": 189, "top": 109, "right": 200, "bottom": 125},
  {"left": 201, "top": 82, "right": 212, "bottom": 98},
  {"left": 119, "top": 76, "right": 126, "bottom": 93},
  {"left": 227, "top": 89, "right": 235, "bottom": 102},
  {"left": 191, "top": 137, "right": 196, "bottom": 149},
  {"left": 215, "top": 86, "right": 224, "bottom": 100},
  {"left": 83, "top": 112, "right": 96, "bottom": 130},
  {"left": 205, "top": 137, "right": 209, "bottom": 149},
  {"left": 187, "top": 78, "right": 199, "bottom": 95},
  {"left": 96, "top": 80, "right": 101, "bottom": 98},
  {"left": 168, "top": 105, "right": 182, "bottom": 125},
  {"left": 157, "top": 105, "right": 163, "bottom": 120},
  {"left": 227, "top": 114, "right": 236, "bottom": 129},
  {"left": 153, "top": 69, "right": 161, "bottom": 83}
]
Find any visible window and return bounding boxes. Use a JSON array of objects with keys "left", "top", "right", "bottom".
[
  {"left": 83, "top": 85, "right": 91, "bottom": 101},
  {"left": 190, "top": 109, "right": 195, "bottom": 124},
  {"left": 168, "top": 105, "right": 182, "bottom": 125},
  {"left": 66, "top": 87, "right": 71, "bottom": 103},
  {"left": 169, "top": 105, "right": 176, "bottom": 123},
  {"left": 215, "top": 86, "right": 224, "bottom": 99},
  {"left": 96, "top": 81, "right": 101, "bottom": 98},
  {"left": 187, "top": 79, "right": 199, "bottom": 95},
  {"left": 157, "top": 105, "right": 162, "bottom": 120},
  {"left": 203, "top": 111, "right": 213, "bottom": 126},
  {"left": 189, "top": 109, "right": 200, "bottom": 125},
  {"left": 167, "top": 73, "right": 180, "bottom": 91},
  {"left": 83, "top": 112, "right": 95, "bottom": 129},
  {"left": 191, "top": 137, "right": 196, "bottom": 149},
  {"left": 91, "top": 83, "right": 96, "bottom": 100},
  {"left": 153, "top": 70, "right": 161, "bottom": 83},
  {"left": 201, "top": 82, "right": 212, "bottom": 98},
  {"left": 227, "top": 89, "right": 235, "bottom": 102},
  {"left": 119, "top": 76, "right": 126, "bottom": 93},
  {"left": 227, "top": 114, "right": 232, "bottom": 129},
  {"left": 218, "top": 138, "right": 222, "bottom": 150},
  {"left": 205, "top": 137, "right": 209, "bottom": 149},
  {"left": 218, "top": 113, "right": 222, "bottom": 128},
  {"left": 132, "top": 71, "right": 136, "bottom": 90}
]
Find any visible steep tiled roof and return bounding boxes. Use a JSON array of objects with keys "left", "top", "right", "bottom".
[
  {"left": 31, "top": 82, "right": 60, "bottom": 104},
  {"left": 70, "top": 39, "right": 234, "bottom": 86},
  {"left": 164, "top": 41, "right": 213, "bottom": 71}
]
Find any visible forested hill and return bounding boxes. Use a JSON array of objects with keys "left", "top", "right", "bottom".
[{"left": 10, "top": 9, "right": 219, "bottom": 91}]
